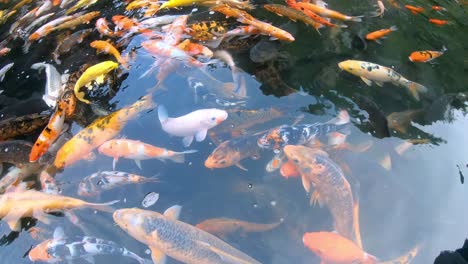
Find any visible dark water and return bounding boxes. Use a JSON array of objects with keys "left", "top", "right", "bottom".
[{"left": 0, "top": 0, "right": 467, "bottom": 263}]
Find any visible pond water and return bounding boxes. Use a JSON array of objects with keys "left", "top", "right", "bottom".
[{"left": 0, "top": 0, "right": 467, "bottom": 263}]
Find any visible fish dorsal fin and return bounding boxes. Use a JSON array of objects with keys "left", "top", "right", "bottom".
[
  {"left": 53, "top": 226, "right": 65, "bottom": 240},
  {"left": 150, "top": 246, "right": 167, "bottom": 264},
  {"left": 163, "top": 205, "right": 182, "bottom": 220}
]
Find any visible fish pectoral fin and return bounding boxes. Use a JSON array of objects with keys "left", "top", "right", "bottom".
[
  {"left": 149, "top": 246, "right": 167, "bottom": 264},
  {"left": 134, "top": 159, "right": 142, "bottom": 170},
  {"left": 309, "top": 190, "right": 323, "bottom": 207},
  {"left": 374, "top": 81, "right": 384, "bottom": 87},
  {"left": 195, "top": 129, "right": 208, "bottom": 142},
  {"left": 33, "top": 209, "right": 52, "bottom": 225},
  {"left": 163, "top": 205, "right": 182, "bottom": 220},
  {"left": 182, "top": 136, "right": 194, "bottom": 147},
  {"left": 360, "top": 76, "right": 373, "bottom": 86},
  {"left": 301, "top": 175, "right": 311, "bottom": 193},
  {"left": 113, "top": 158, "right": 119, "bottom": 170},
  {"left": 235, "top": 162, "right": 248, "bottom": 171},
  {"left": 3, "top": 211, "right": 26, "bottom": 231}
]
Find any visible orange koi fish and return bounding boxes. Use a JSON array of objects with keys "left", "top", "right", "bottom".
[
  {"left": 0, "top": 190, "right": 118, "bottom": 231},
  {"left": 98, "top": 138, "right": 197, "bottom": 170},
  {"left": 177, "top": 39, "right": 213, "bottom": 58},
  {"left": 404, "top": 5, "right": 424, "bottom": 15},
  {"left": 429, "top": 18, "right": 451, "bottom": 25},
  {"left": 164, "top": 15, "right": 188, "bottom": 46},
  {"left": 263, "top": 4, "right": 323, "bottom": 33},
  {"left": 365, "top": 25, "right": 397, "bottom": 43},
  {"left": 196, "top": 218, "right": 281, "bottom": 238},
  {"left": 54, "top": 95, "right": 153, "bottom": 168},
  {"left": 294, "top": 1, "right": 362, "bottom": 22},
  {"left": 144, "top": 3, "right": 160, "bottom": 17},
  {"left": 54, "top": 11, "right": 100, "bottom": 32},
  {"left": 90, "top": 40, "right": 128, "bottom": 69},
  {"left": 212, "top": 5, "right": 295, "bottom": 41},
  {"left": 409, "top": 46, "right": 447, "bottom": 63},
  {"left": 126, "top": 0, "right": 151, "bottom": 10},
  {"left": 431, "top": 5, "right": 446, "bottom": 11},
  {"left": 28, "top": 15, "right": 74, "bottom": 41},
  {"left": 283, "top": 145, "right": 362, "bottom": 248},
  {"left": 286, "top": 0, "right": 343, "bottom": 28},
  {"left": 96, "top": 18, "right": 115, "bottom": 37},
  {"left": 142, "top": 40, "right": 204, "bottom": 67},
  {"left": 0, "top": 47, "right": 10, "bottom": 56},
  {"left": 29, "top": 107, "right": 66, "bottom": 162},
  {"left": 303, "top": 232, "right": 378, "bottom": 264}
]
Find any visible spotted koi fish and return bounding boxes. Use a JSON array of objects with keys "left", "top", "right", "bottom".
[{"left": 0, "top": 112, "right": 50, "bottom": 140}]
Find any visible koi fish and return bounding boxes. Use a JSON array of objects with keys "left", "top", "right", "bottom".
[
  {"left": 257, "top": 110, "right": 350, "bottom": 152},
  {"left": 95, "top": 17, "right": 115, "bottom": 37},
  {"left": 113, "top": 206, "right": 262, "bottom": 264},
  {"left": 283, "top": 145, "right": 362, "bottom": 248},
  {"left": 429, "top": 18, "right": 451, "bottom": 25},
  {"left": 142, "top": 40, "right": 204, "bottom": 67},
  {"left": 158, "top": 105, "right": 228, "bottom": 147},
  {"left": 0, "top": 163, "right": 42, "bottom": 194},
  {"left": 0, "top": 112, "right": 50, "bottom": 140},
  {"left": 205, "top": 134, "right": 261, "bottom": 171},
  {"left": 54, "top": 95, "right": 153, "bottom": 168},
  {"left": 432, "top": 5, "right": 447, "bottom": 12},
  {"left": 66, "top": 0, "right": 100, "bottom": 14},
  {"left": 29, "top": 105, "right": 66, "bottom": 162},
  {"left": 54, "top": 11, "right": 100, "bottom": 32},
  {"left": 196, "top": 218, "right": 281, "bottom": 238},
  {"left": 212, "top": 5, "right": 295, "bottom": 41},
  {"left": 263, "top": 4, "right": 323, "bottom": 34},
  {"left": 178, "top": 39, "right": 214, "bottom": 58},
  {"left": 126, "top": 0, "right": 152, "bottom": 10},
  {"left": 31, "top": 62, "right": 64, "bottom": 108},
  {"left": 365, "top": 26, "right": 397, "bottom": 43},
  {"left": 0, "top": 140, "right": 33, "bottom": 168},
  {"left": 53, "top": 29, "right": 93, "bottom": 64},
  {"left": 29, "top": 227, "right": 150, "bottom": 263},
  {"left": 78, "top": 171, "right": 159, "bottom": 196},
  {"left": 90, "top": 40, "right": 128, "bottom": 69},
  {"left": 74, "top": 61, "right": 118, "bottom": 104},
  {"left": 28, "top": 15, "right": 74, "bottom": 41},
  {"left": 0, "top": 62, "right": 13, "bottom": 82},
  {"left": 36, "top": 0, "right": 53, "bottom": 17},
  {"left": 374, "top": 0, "right": 385, "bottom": 17},
  {"left": 98, "top": 138, "right": 197, "bottom": 169},
  {"left": 386, "top": 109, "right": 424, "bottom": 134},
  {"left": 294, "top": 1, "right": 362, "bottom": 22},
  {"left": 338, "top": 60, "right": 428, "bottom": 101},
  {"left": 404, "top": 5, "right": 424, "bottom": 15},
  {"left": 164, "top": 15, "right": 189, "bottom": 46},
  {"left": 0, "top": 190, "right": 118, "bottom": 231},
  {"left": 0, "top": 47, "right": 10, "bottom": 56},
  {"left": 286, "top": 0, "right": 344, "bottom": 28},
  {"left": 303, "top": 231, "right": 377, "bottom": 264},
  {"left": 144, "top": 3, "right": 160, "bottom": 16},
  {"left": 209, "top": 107, "right": 285, "bottom": 143}
]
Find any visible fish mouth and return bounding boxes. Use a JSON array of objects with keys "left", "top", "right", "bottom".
[{"left": 337, "top": 62, "right": 345, "bottom": 70}]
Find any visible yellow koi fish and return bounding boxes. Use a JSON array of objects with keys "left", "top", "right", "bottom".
[{"left": 74, "top": 61, "right": 118, "bottom": 103}]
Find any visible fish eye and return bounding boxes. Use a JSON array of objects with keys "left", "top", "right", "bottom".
[
  {"left": 211, "top": 117, "right": 216, "bottom": 121},
  {"left": 293, "top": 159, "right": 299, "bottom": 164},
  {"left": 220, "top": 160, "right": 226, "bottom": 164},
  {"left": 348, "top": 67, "right": 353, "bottom": 70}
]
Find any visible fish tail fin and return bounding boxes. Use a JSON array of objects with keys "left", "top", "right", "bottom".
[
  {"left": 353, "top": 197, "right": 363, "bottom": 249},
  {"left": 339, "top": 24, "right": 348, "bottom": 28},
  {"left": 390, "top": 25, "right": 398, "bottom": 31},
  {"left": 22, "top": 42, "right": 31, "bottom": 54},
  {"left": 349, "top": 16, "right": 363, "bottom": 22},
  {"left": 363, "top": 253, "right": 379, "bottom": 264},
  {"left": 87, "top": 200, "right": 120, "bottom": 212},
  {"left": 157, "top": 105, "right": 168, "bottom": 123},
  {"left": 441, "top": 45, "right": 448, "bottom": 52},
  {"left": 170, "top": 150, "right": 198, "bottom": 163},
  {"left": 405, "top": 81, "right": 428, "bottom": 101},
  {"left": 315, "top": 0, "right": 328, "bottom": 7}
]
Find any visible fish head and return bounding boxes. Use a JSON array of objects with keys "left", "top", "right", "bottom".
[
  {"left": 204, "top": 142, "right": 240, "bottom": 168},
  {"left": 200, "top": 109, "right": 228, "bottom": 128},
  {"left": 302, "top": 232, "right": 333, "bottom": 259},
  {"left": 283, "top": 145, "right": 329, "bottom": 174},
  {"left": 97, "top": 140, "right": 117, "bottom": 156},
  {"left": 29, "top": 240, "right": 53, "bottom": 261},
  {"left": 114, "top": 208, "right": 163, "bottom": 241},
  {"left": 338, "top": 60, "right": 364, "bottom": 75}
]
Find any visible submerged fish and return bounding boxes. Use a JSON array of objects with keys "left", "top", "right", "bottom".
[
  {"left": 0, "top": 140, "right": 33, "bottom": 167},
  {"left": 0, "top": 112, "right": 50, "bottom": 140},
  {"left": 283, "top": 145, "right": 361, "bottom": 248},
  {"left": 295, "top": 1, "right": 362, "bottom": 22},
  {"left": 0, "top": 62, "right": 14, "bottom": 82},
  {"left": 31, "top": 62, "right": 64, "bottom": 108},
  {"left": 386, "top": 109, "right": 424, "bottom": 134},
  {"left": 338, "top": 60, "right": 428, "bottom": 101},
  {"left": 365, "top": 26, "right": 398, "bottom": 43},
  {"left": 29, "top": 227, "right": 150, "bottom": 263},
  {"left": 196, "top": 218, "right": 281, "bottom": 238},
  {"left": 409, "top": 46, "right": 447, "bottom": 63},
  {"left": 158, "top": 105, "right": 228, "bottom": 147},
  {"left": 74, "top": 61, "right": 119, "bottom": 104},
  {"left": 0, "top": 190, "right": 118, "bottom": 231},
  {"left": 257, "top": 110, "right": 350, "bottom": 152},
  {"left": 98, "top": 138, "right": 197, "bottom": 169},
  {"left": 78, "top": 171, "right": 160, "bottom": 196},
  {"left": 113, "top": 206, "right": 262, "bottom": 264},
  {"left": 303, "top": 231, "right": 377, "bottom": 264},
  {"left": 54, "top": 95, "right": 153, "bottom": 168},
  {"left": 90, "top": 40, "right": 128, "bottom": 69},
  {"left": 53, "top": 29, "right": 93, "bottom": 65},
  {"left": 0, "top": 163, "right": 42, "bottom": 194},
  {"left": 205, "top": 134, "right": 261, "bottom": 170}
]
